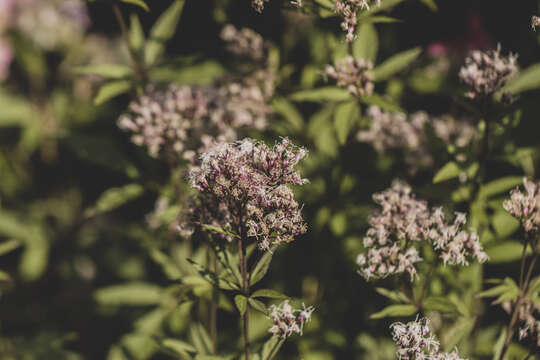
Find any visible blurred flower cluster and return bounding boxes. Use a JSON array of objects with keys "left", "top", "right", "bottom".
[
  {"left": 186, "top": 138, "right": 308, "bottom": 250},
  {"left": 118, "top": 25, "right": 275, "bottom": 161},
  {"left": 358, "top": 107, "right": 477, "bottom": 173},
  {"left": 325, "top": 56, "right": 374, "bottom": 97},
  {"left": 267, "top": 300, "right": 315, "bottom": 338},
  {"left": 356, "top": 181, "right": 487, "bottom": 281},
  {"left": 515, "top": 299, "right": 540, "bottom": 348},
  {"left": 391, "top": 316, "right": 466, "bottom": 360},
  {"left": 459, "top": 45, "right": 518, "bottom": 100}
]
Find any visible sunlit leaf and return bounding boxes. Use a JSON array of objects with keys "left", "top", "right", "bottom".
[{"left": 371, "top": 47, "right": 422, "bottom": 81}]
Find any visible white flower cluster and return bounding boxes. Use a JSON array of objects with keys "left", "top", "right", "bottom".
[
  {"left": 334, "top": 0, "right": 382, "bottom": 42},
  {"left": 391, "top": 317, "right": 467, "bottom": 360},
  {"left": 356, "top": 181, "right": 488, "bottom": 281},
  {"left": 325, "top": 56, "right": 374, "bottom": 97},
  {"left": 267, "top": 300, "right": 314, "bottom": 339},
  {"left": 503, "top": 178, "right": 540, "bottom": 233}
]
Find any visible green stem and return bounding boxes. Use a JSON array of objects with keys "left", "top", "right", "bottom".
[{"left": 238, "top": 234, "right": 250, "bottom": 360}]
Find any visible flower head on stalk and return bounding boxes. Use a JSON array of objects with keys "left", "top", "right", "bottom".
[
  {"left": 391, "top": 316, "right": 467, "bottom": 360},
  {"left": 356, "top": 181, "right": 487, "bottom": 281},
  {"left": 221, "top": 25, "right": 266, "bottom": 63},
  {"left": 325, "top": 56, "right": 374, "bottom": 97},
  {"left": 459, "top": 45, "right": 518, "bottom": 100},
  {"left": 187, "top": 138, "right": 308, "bottom": 251},
  {"left": 267, "top": 300, "right": 315, "bottom": 338},
  {"left": 334, "top": 0, "right": 382, "bottom": 42},
  {"left": 503, "top": 178, "right": 540, "bottom": 234}
]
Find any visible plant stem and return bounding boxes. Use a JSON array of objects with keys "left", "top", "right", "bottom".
[
  {"left": 498, "top": 249, "right": 539, "bottom": 360},
  {"left": 112, "top": 3, "right": 147, "bottom": 84},
  {"left": 417, "top": 261, "right": 436, "bottom": 314},
  {"left": 470, "top": 116, "right": 491, "bottom": 203},
  {"left": 210, "top": 250, "right": 218, "bottom": 354},
  {"left": 238, "top": 233, "right": 250, "bottom": 360},
  {"left": 267, "top": 338, "right": 284, "bottom": 360}
]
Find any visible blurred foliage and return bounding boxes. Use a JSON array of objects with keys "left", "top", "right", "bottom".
[{"left": 1, "top": 0, "right": 540, "bottom": 359}]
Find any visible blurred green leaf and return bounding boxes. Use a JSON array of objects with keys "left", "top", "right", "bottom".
[
  {"left": 250, "top": 251, "right": 273, "bottom": 286},
  {"left": 162, "top": 339, "right": 197, "bottom": 355},
  {"left": 0, "top": 90, "right": 35, "bottom": 127},
  {"left": 441, "top": 317, "right": 475, "bottom": 351},
  {"left": 0, "top": 270, "right": 13, "bottom": 289},
  {"left": 0, "top": 238, "right": 22, "bottom": 256},
  {"left": 290, "top": 87, "right": 351, "bottom": 102},
  {"left": 417, "top": 0, "right": 437, "bottom": 11},
  {"left": 361, "top": 0, "right": 406, "bottom": 16},
  {"left": 145, "top": 0, "right": 186, "bottom": 66},
  {"left": 84, "top": 184, "right": 144, "bottom": 218},
  {"left": 247, "top": 298, "right": 267, "bottom": 314},
  {"left": 360, "top": 94, "right": 403, "bottom": 112},
  {"left": 188, "top": 323, "right": 213, "bottom": 355},
  {"left": 503, "top": 63, "right": 540, "bottom": 94},
  {"left": 261, "top": 336, "right": 284, "bottom": 360},
  {"left": 129, "top": 13, "right": 145, "bottom": 51},
  {"left": 74, "top": 64, "right": 133, "bottom": 79},
  {"left": 353, "top": 23, "right": 378, "bottom": 63},
  {"left": 375, "top": 288, "right": 409, "bottom": 303},
  {"left": 272, "top": 98, "right": 304, "bottom": 133},
  {"left": 491, "top": 211, "right": 520, "bottom": 239},
  {"left": 486, "top": 241, "right": 530, "bottom": 263},
  {"left": 94, "top": 282, "right": 163, "bottom": 306},
  {"left": 477, "top": 176, "right": 522, "bottom": 200},
  {"left": 433, "top": 161, "right": 460, "bottom": 183},
  {"left": 94, "top": 80, "right": 132, "bottom": 105},
  {"left": 370, "top": 304, "right": 416, "bottom": 319},
  {"left": 120, "top": 0, "right": 149, "bottom": 11},
  {"left": 371, "top": 47, "right": 422, "bottom": 81},
  {"left": 334, "top": 100, "right": 358, "bottom": 145},
  {"left": 251, "top": 289, "right": 288, "bottom": 299}
]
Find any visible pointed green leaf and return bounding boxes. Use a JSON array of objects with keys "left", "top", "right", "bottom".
[
  {"left": 371, "top": 47, "right": 422, "bottom": 81},
  {"left": 417, "top": 0, "right": 437, "bottom": 11},
  {"left": 251, "top": 289, "right": 288, "bottom": 299},
  {"left": 370, "top": 304, "right": 417, "bottom": 319},
  {"left": 486, "top": 241, "right": 530, "bottom": 263},
  {"left": 84, "top": 184, "right": 144, "bottom": 218},
  {"left": 74, "top": 64, "right": 133, "bottom": 79},
  {"left": 234, "top": 294, "right": 248, "bottom": 316},
  {"left": 359, "top": 94, "right": 403, "bottom": 112},
  {"left": 247, "top": 298, "right": 267, "bottom": 315},
  {"left": 94, "top": 282, "right": 163, "bottom": 306},
  {"left": 250, "top": 251, "right": 273, "bottom": 286},
  {"left": 94, "top": 80, "right": 131, "bottom": 105},
  {"left": 120, "top": 0, "right": 149, "bottom": 11},
  {"left": 0, "top": 239, "right": 22, "bottom": 256},
  {"left": 162, "top": 339, "right": 197, "bottom": 354},
  {"left": 129, "top": 13, "right": 145, "bottom": 51},
  {"left": 503, "top": 63, "right": 540, "bottom": 94},
  {"left": 353, "top": 23, "right": 378, "bottom": 63},
  {"left": 433, "top": 161, "right": 461, "bottom": 183},
  {"left": 290, "top": 87, "right": 351, "bottom": 102},
  {"left": 334, "top": 100, "right": 359, "bottom": 145},
  {"left": 189, "top": 323, "right": 213, "bottom": 355}
]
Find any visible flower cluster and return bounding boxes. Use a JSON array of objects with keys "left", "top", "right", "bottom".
[
  {"left": 267, "top": 300, "right": 314, "bottom": 339},
  {"left": 325, "top": 56, "right": 374, "bottom": 97},
  {"left": 13, "top": 0, "right": 89, "bottom": 50},
  {"left": 532, "top": 16, "right": 540, "bottom": 31},
  {"left": 503, "top": 178, "right": 540, "bottom": 233},
  {"left": 459, "top": 45, "right": 518, "bottom": 100},
  {"left": 221, "top": 25, "right": 266, "bottom": 63},
  {"left": 0, "top": 0, "right": 13, "bottom": 80},
  {"left": 516, "top": 299, "right": 540, "bottom": 348},
  {"left": 334, "top": 0, "right": 381, "bottom": 42},
  {"left": 356, "top": 181, "right": 487, "bottom": 281},
  {"left": 391, "top": 316, "right": 467, "bottom": 360},
  {"left": 358, "top": 107, "right": 477, "bottom": 173},
  {"left": 187, "top": 138, "right": 308, "bottom": 250}
]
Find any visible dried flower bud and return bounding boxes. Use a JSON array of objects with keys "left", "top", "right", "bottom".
[
  {"left": 325, "top": 56, "right": 374, "bottom": 97},
  {"left": 459, "top": 45, "right": 518, "bottom": 100},
  {"left": 268, "top": 300, "right": 314, "bottom": 338}
]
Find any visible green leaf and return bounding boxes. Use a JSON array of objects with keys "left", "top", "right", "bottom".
[
  {"left": 0, "top": 90, "right": 34, "bottom": 127},
  {"left": 189, "top": 323, "right": 213, "bottom": 355},
  {"left": 334, "top": 101, "right": 359, "bottom": 145},
  {"left": 433, "top": 161, "right": 461, "bottom": 183},
  {"left": 94, "top": 282, "right": 163, "bottom": 306},
  {"left": 247, "top": 298, "right": 267, "bottom": 314},
  {"left": 359, "top": 16, "right": 400, "bottom": 24},
  {"left": 120, "top": 0, "right": 149, "bottom": 11},
  {"left": 272, "top": 97, "right": 304, "bottom": 132},
  {"left": 375, "top": 288, "right": 409, "bottom": 303},
  {"left": 361, "top": 0, "right": 406, "bottom": 15},
  {"left": 234, "top": 295, "right": 247, "bottom": 316},
  {"left": 417, "top": 0, "right": 437, "bottom": 11},
  {"left": 370, "top": 304, "right": 417, "bottom": 319},
  {"left": 74, "top": 64, "right": 133, "bottom": 79},
  {"left": 144, "top": 0, "right": 186, "bottom": 66},
  {"left": 477, "top": 176, "right": 523, "bottom": 200},
  {"left": 503, "top": 63, "right": 540, "bottom": 94},
  {"left": 0, "top": 270, "right": 13, "bottom": 289},
  {"left": 84, "top": 184, "right": 144, "bottom": 218},
  {"left": 162, "top": 339, "right": 197, "bottom": 354},
  {"left": 0, "top": 239, "right": 22, "bottom": 256},
  {"left": 486, "top": 241, "right": 529, "bottom": 263},
  {"left": 289, "top": 87, "right": 351, "bottom": 102},
  {"left": 353, "top": 23, "right": 378, "bottom": 63},
  {"left": 423, "top": 296, "right": 459, "bottom": 314},
  {"left": 491, "top": 211, "right": 520, "bottom": 239},
  {"left": 371, "top": 47, "right": 422, "bottom": 81},
  {"left": 251, "top": 289, "right": 288, "bottom": 299},
  {"left": 94, "top": 80, "right": 131, "bottom": 105},
  {"left": 250, "top": 251, "right": 273, "bottom": 286},
  {"left": 441, "top": 317, "right": 475, "bottom": 351},
  {"left": 313, "top": 0, "right": 334, "bottom": 9},
  {"left": 129, "top": 14, "right": 145, "bottom": 51},
  {"left": 359, "top": 94, "right": 403, "bottom": 112}
]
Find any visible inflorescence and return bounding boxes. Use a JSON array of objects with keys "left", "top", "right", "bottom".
[
  {"left": 503, "top": 178, "right": 540, "bottom": 234},
  {"left": 186, "top": 138, "right": 308, "bottom": 251},
  {"left": 459, "top": 45, "right": 518, "bottom": 100},
  {"left": 267, "top": 300, "right": 315, "bottom": 339},
  {"left": 391, "top": 316, "right": 467, "bottom": 360},
  {"left": 334, "top": 0, "right": 382, "bottom": 42},
  {"left": 356, "top": 181, "right": 487, "bottom": 281},
  {"left": 325, "top": 56, "right": 374, "bottom": 97}
]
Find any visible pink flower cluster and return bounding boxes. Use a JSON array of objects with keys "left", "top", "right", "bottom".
[
  {"left": 356, "top": 181, "right": 487, "bottom": 281},
  {"left": 221, "top": 25, "right": 266, "bottom": 63},
  {"left": 188, "top": 138, "right": 308, "bottom": 250},
  {"left": 391, "top": 317, "right": 467, "bottom": 360},
  {"left": 516, "top": 299, "right": 540, "bottom": 348},
  {"left": 358, "top": 107, "right": 476, "bottom": 173},
  {"left": 334, "top": 0, "right": 381, "bottom": 42},
  {"left": 325, "top": 56, "right": 374, "bottom": 97},
  {"left": 503, "top": 178, "right": 540, "bottom": 233},
  {"left": 268, "top": 300, "right": 314, "bottom": 338},
  {"left": 459, "top": 45, "right": 518, "bottom": 100}
]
